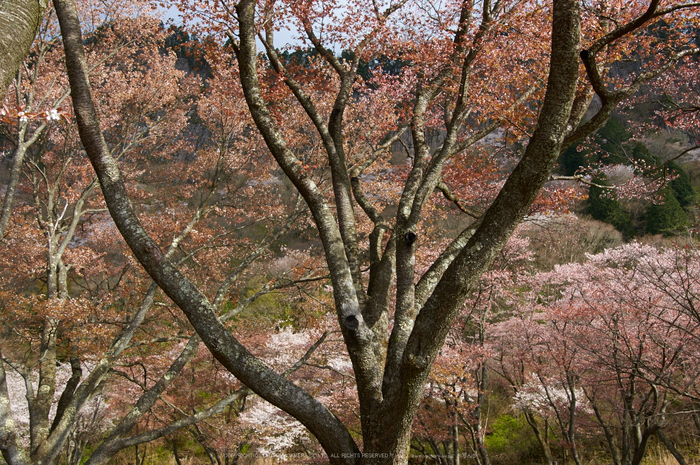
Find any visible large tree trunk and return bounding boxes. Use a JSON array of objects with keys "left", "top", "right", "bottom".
[
  {"left": 0, "top": 0, "right": 47, "bottom": 103},
  {"left": 354, "top": 0, "right": 582, "bottom": 459}
]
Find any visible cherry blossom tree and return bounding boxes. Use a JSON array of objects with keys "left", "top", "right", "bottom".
[
  {"left": 50, "top": 0, "right": 700, "bottom": 463},
  {"left": 639, "top": 40, "right": 700, "bottom": 165},
  {"left": 0, "top": 5, "right": 318, "bottom": 464},
  {"left": 497, "top": 242, "right": 700, "bottom": 465},
  {"left": 495, "top": 301, "right": 589, "bottom": 465},
  {"left": 410, "top": 231, "right": 533, "bottom": 465}
]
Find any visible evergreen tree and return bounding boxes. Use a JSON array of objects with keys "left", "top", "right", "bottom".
[
  {"left": 559, "top": 116, "right": 632, "bottom": 175},
  {"left": 645, "top": 187, "right": 689, "bottom": 235},
  {"left": 668, "top": 161, "right": 695, "bottom": 208},
  {"left": 588, "top": 176, "right": 635, "bottom": 239},
  {"left": 597, "top": 116, "right": 632, "bottom": 165},
  {"left": 631, "top": 142, "right": 658, "bottom": 167}
]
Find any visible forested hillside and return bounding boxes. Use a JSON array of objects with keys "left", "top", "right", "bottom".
[
  {"left": 559, "top": 115, "right": 696, "bottom": 237},
  {"left": 0, "top": 0, "right": 699, "bottom": 464}
]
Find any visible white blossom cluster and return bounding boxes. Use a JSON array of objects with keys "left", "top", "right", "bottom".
[
  {"left": 238, "top": 398, "right": 308, "bottom": 458},
  {"left": 266, "top": 327, "right": 311, "bottom": 367},
  {"left": 513, "top": 381, "right": 591, "bottom": 417},
  {"left": 45, "top": 109, "right": 61, "bottom": 122}
]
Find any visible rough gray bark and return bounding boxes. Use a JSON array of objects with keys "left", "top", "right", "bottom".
[{"left": 0, "top": 0, "right": 47, "bottom": 103}]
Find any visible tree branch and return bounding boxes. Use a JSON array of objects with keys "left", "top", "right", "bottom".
[{"left": 54, "top": 0, "right": 360, "bottom": 461}]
